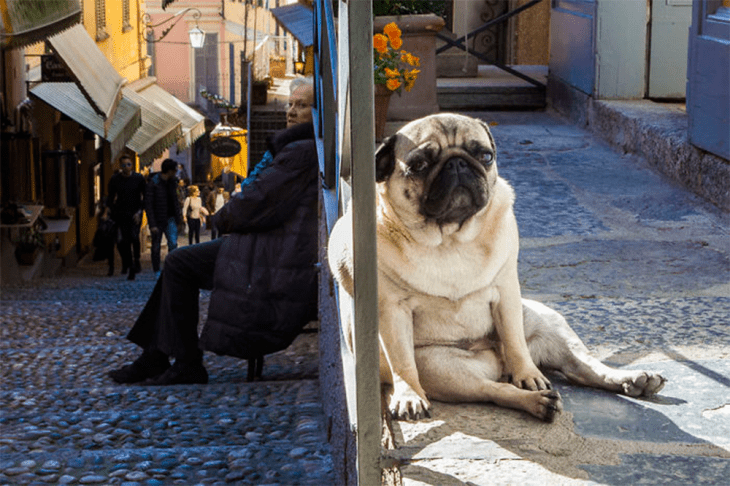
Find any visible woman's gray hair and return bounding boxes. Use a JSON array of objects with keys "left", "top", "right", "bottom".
[{"left": 289, "top": 76, "right": 314, "bottom": 95}]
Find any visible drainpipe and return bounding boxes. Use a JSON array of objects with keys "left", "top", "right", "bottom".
[{"left": 137, "top": 0, "right": 145, "bottom": 79}]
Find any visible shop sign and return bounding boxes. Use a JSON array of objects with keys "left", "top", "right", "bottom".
[
  {"left": 41, "top": 55, "right": 74, "bottom": 82},
  {"left": 209, "top": 136, "right": 241, "bottom": 157}
]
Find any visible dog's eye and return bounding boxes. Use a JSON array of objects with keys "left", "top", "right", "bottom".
[
  {"left": 479, "top": 151, "right": 494, "bottom": 165},
  {"left": 409, "top": 158, "right": 429, "bottom": 173}
]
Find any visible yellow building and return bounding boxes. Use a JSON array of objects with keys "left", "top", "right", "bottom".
[{"left": 1, "top": 0, "right": 204, "bottom": 283}]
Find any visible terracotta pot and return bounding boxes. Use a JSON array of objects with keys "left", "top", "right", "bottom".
[{"left": 374, "top": 84, "right": 393, "bottom": 141}]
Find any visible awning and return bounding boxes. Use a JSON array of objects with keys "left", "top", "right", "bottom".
[
  {"left": 126, "top": 77, "right": 205, "bottom": 151},
  {"left": 47, "top": 24, "right": 126, "bottom": 131},
  {"left": 271, "top": 3, "right": 314, "bottom": 47},
  {"left": 122, "top": 86, "right": 183, "bottom": 166},
  {"left": 30, "top": 82, "right": 142, "bottom": 162},
  {"left": 0, "top": 0, "right": 81, "bottom": 50}
]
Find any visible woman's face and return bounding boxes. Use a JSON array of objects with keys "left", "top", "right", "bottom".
[{"left": 286, "top": 85, "right": 314, "bottom": 127}]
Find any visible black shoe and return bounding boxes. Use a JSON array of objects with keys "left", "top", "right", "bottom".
[
  {"left": 133, "top": 260, "right": 142, "bottom": 273},
  {"left": 108, "top": 351, "right": 170, "bottom": 384},
  {"left": 127, "top": 269, "right": 136, "bottom": 281},
  {"left": 107, "top": 267, "right": 114, "bottom": 276},
  {"left": 141, "top": 360, "right": 208, "bottom": 386}
]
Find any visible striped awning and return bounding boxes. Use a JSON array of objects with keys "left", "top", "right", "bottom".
[
  {"left": 126, "top": 77, "right": 206, "bottom": 151},
  {"left": 29, "top": 82, "right": 142, "bottom": 162},
  {"left": 122, "top": 86, "right": 183, "bottom": 166},
  {"left": 0, "top": 0, "right": 81, "bottom": 50},
  {"left": 47, "top": 24, "right": 125, "bottom": 133}
]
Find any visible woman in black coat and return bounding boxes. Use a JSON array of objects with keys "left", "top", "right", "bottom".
[{"left": 109, "top": 79, "right": 318, "bottom": 385}]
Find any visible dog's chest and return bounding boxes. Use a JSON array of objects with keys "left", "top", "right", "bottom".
[{"left": 385, "top": 240, "right": 502, "bottom": 300}]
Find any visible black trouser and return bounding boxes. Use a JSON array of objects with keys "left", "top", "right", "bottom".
[
  {"left": 127, "top": 238, "right": 223, "bottom": 361},
  {"left": 187, "top": 218, "right": 201, "bottom": 245},
  {"left": 115, "top": 214, "right": 141, "bottom": 271}
]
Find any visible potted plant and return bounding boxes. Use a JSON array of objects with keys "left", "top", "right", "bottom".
[
  {"left": 373, "top": 1, "right": 445, "bottom": 121},
  {"left": 13, "top": 225, "right": 45, "bottom": 265},
  {"left": 374, "top": 22, "right": 421, "bottom": 139}
]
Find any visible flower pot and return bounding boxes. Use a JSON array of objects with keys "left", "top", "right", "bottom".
[
  {"left": 15, "top": 246, "right": 39, "bottom": 265},
  {"left": 374, "top": 84, "right": 393, "bottom": 141},
  {"left": 374, "top": 14, "right": 445, "bottom": 121}
]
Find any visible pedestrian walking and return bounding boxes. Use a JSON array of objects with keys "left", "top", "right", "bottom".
[
  {"left": 176, "top": 178, "right": 188, "bottom": 237},
  {"left": 145, "top": 158, "right": 181, "bottom": 277},
  {"left": 182, "top": 185, "right": 209, "bottom": 245},
  {"left": 109, "top": 77, "right": 318, "bottom": 385},
  {"left": 206, "top": 185, "right": 230, "bottom": 239},
  {"left": 106, "top": 154, "right": 145, "bottom": 280}
]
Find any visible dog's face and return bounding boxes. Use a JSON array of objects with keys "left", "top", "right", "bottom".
[{"left": 376, "top": 113, "right": 498, "bottom": 230}]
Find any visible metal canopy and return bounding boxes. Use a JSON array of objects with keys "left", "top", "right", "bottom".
[
  {"left": 122, "top": 87, "right": 183, "bottom": 166},
  {"left": 126, "top": 77, "right": 206, "bottom": 151},
  {"left": 47, "top": 24, "right": 126, "bottom": 130},
  {"left": 29, "top": 82, "right": 142, "bottom": 162},
  {"left": 271, "top": 3, "right": 314, "bottom": 47},
  {"left": 0, "top": 0, "right": 81, "bottom": 50}
]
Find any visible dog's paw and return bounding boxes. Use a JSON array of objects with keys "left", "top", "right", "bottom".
[
  {"left": 530, "top": 390, "right": 563, "bottom": 422},
  {"left": 620, "top": 371, "right": 666, "bottom": 397},
  {"left": 509, "top": 364, "right": 552, "bottom": 392},
  {"left": 390, "top": 388, "right": 431, "bottom": 421}
]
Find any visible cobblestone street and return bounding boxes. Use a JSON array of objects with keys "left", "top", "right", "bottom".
[{"left": 0, "top": 237, "right": 334, "bottom": 485}]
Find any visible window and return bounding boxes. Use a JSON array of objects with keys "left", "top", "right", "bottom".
[
  {"left": 95, "top": 0, "right": 109, "bottom": 41},
  {"left": 122, "top": 0, "right": 132, "bottom": 32}
]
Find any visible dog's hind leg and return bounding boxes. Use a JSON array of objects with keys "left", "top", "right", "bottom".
[
  {"left": 522, "top": 299, "right": 666, "bottom": 397},
  {"left": 414, "top": 345, "right": 562, "bottom": 422}
]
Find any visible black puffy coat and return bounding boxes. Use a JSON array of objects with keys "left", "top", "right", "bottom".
[
  {"left": 199, "top": 123, "right": 319, "bottom": 359},
  {"left": 145, "top": 173, "right": 181, "bottom": 229}
]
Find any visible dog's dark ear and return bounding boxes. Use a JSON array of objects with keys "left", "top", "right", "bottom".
[{"left": 375, "top": 135, "right": 397, "bottom": 182}]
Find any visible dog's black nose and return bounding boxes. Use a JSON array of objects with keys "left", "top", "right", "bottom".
[{"left": 445, "top": 157, "right": 468, "bottom": 172}]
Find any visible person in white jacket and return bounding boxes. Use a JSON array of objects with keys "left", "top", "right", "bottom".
[{"left": 182, "top": 186, "right": 209, "bottom": 245}]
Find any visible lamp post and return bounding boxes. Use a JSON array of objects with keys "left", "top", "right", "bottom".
[{"left": 143, "top": 7, "right": 205, "bottom": 48}]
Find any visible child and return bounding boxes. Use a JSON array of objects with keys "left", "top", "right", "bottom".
[{"left": 93, "top": 206, "right": 118, "bottom": 276}]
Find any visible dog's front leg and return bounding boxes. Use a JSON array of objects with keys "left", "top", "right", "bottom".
[
  {"left": 493, "top": 265, "right": 552, "bottom": 391},
  {"left": 378, "top": 298, "right": 431, "bottom": 420}
]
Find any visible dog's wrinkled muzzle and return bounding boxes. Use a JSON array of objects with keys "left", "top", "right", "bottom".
[{"left": 423, "top": 157, "right": 487, "bottom": 225}]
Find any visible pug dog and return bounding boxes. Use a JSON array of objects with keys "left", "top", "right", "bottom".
[{"left": 327, "top": 113, "right": 665, "bottom": 422}]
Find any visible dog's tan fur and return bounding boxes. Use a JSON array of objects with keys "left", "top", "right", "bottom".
[{"left": 328, "top": 113, "right": 665, "bottom": 421}]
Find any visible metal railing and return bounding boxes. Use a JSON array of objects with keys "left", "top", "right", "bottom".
[
  {"left": 436, "top": 0, "right": 547, "bottom": 88},
  {"left": 313, "top": 0, "right": 382, "bottom": 484}
]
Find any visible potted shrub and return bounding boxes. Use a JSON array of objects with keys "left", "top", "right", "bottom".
[{"left": 13, "top": 226, "right": 45, "bottom": 265}]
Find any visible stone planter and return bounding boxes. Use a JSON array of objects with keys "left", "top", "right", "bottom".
[{"left": 374, "top": 14, "right": 445, "bottom": 121}]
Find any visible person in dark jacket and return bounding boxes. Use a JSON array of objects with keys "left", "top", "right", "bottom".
[
  {"left": 109, "top": 78, "right": 318, "bottom": 385},
  {"left": 145, "top": 158, "right": 181, "bottom": 276},
  {"left": 106, "top": 154, "right": 145, "bottom": 279}
]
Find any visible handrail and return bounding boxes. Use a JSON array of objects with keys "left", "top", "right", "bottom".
[
  {"left": 314, "top": 1, "right": 382, "bottom": 485},
  {"left": 436, "top": 0, "right": 546, "bottom": 88}
]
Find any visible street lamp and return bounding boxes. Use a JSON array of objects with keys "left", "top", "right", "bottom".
[
  {"left": 143, "top": 7, "right": 205, "bottom": 48},
  {"left": 187, "top": 26, "right": 205, "bottom": 49}
]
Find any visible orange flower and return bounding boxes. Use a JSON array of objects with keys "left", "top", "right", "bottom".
[
  {"left": 404, "top": 69, "right": 420, "bottom": 92},
  {"left": 384, "top": 67, "right": 400, "bottom": 78},
  {"left": 386, "top": 78, "right": 402, "bottom": 91},
  {"left": 390, "top": 36, "right": 403, "bottom": 50},
  {"left": 402, "top": 51, "right": 420, "bottom": 67},
  {"left": 373, "top": 34, "right": 388, "bottom": 54},
  {"left": 383, "top": 22, "right": 401, "bottom": 42}
]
